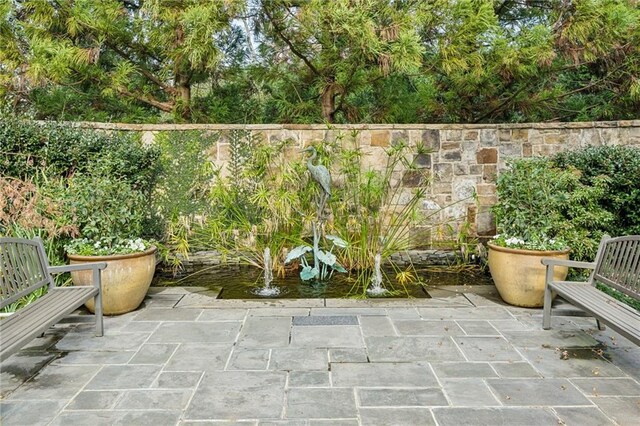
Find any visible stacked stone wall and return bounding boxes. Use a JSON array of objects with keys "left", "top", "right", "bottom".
[{"left": 69, "top": 121, "right": 640, "bottom": 247}]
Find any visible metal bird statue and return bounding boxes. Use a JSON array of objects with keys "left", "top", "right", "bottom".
[{"left": 302, "top": 146, "right": 331, "bottom": 215}]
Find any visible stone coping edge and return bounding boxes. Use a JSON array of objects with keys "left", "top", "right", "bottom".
[{"left": 36, "top": 120, "right": 640, "bottom": 132}]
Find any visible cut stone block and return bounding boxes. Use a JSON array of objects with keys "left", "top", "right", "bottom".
[
  {"left": 148, "top": 322, "right": 241, "bottom": 344},
  {"left": 359, "top": 407, "right": 436, "bottom": 426},
  {"left": 358, "top": 388, "right": 448, "bottom": 407},
  {"left": 431, "top": 362, "right": 498, "bottom": 379},
  {"left": 269, "top": 348, "right": 328, "bottom": 371},
  {"left": 453, "top": 337, "right": 524, "bottom": 362},
  {"left": 366, "top": 336, "right": 464, "bottom": 362},
  {"left": 238, "top": 316, "right": 291, "bottom": 348},
  {"left": 290, "top": 325, "right": 363, "bottom": 348},
  {"left": 286, "top": 388, "right": 356, "bottom": 418},
  {"left": 441, "top": 379, "right": 499, "bottom": 406},
  {"left": 331, "top": 362, "right": 437, "bottom": 387},
  {"left": 67, "top": 390, "right": 121, "bottom": 410},
  {"left": 185, "top": 371, "right": 286, "bottom": 420},
  {"left": 164, "top": 343, "right": 232, "bottom": 372},
  {"left": 85, "top": 365, "right": 162, "bottom": 390},
  {"left": 288, "top": 370, "right": 331, "bottom": 387},
  {"left": 487, "top": 378, "right": 591, "bottom": 406},
  {"left": 433, "top": 407, "right": 558, "bottom": 426},
  {"left": 393, "top": 320, "right": 465, "bottom": 336}
]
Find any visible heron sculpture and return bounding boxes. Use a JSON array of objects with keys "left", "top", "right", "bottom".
[{"left": 302, "top": 146, "right": 331, "bottom": 215}]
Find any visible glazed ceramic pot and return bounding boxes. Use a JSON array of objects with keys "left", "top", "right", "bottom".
[
  {"left": 68, "top": 246, "right": 157, "bottom": 315},
  {"left": 487, "top": 242, "right": 569, "bottom": 308}
]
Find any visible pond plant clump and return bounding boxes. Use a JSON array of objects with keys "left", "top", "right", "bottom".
[{"left": 167, "top": 129, "right": 439, "bottom": 296}]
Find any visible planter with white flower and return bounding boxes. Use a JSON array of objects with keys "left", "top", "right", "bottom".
[
  {"left": 487, "top": 236, "right": 569, "bottom": 307},
  {"left": 63, "top": 174, "right": 158, "bottom": 315},
  {"left": 66, "top": 238, "right": 156, "bottom": 315},
  {"left": 487, "top": 158, "right": 586, "bottom": 308}
]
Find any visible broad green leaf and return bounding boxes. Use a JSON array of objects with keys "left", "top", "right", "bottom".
[
  {"left": 325, "top": 234, "right": 348, "bottom": 248},
  {"left": 284, "top": 245, "right": 313, "bottom": 264},
  {"left": 331, "top": 262, "right": 347, "bottom": 273},
  {"left": 316, "top": 249, "right": 336, "bottom": 266},
  {"left": 300, "top": 266, "right": 319, "bottom": 281}
]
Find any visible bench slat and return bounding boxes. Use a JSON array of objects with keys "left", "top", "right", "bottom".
[
  {"left": 552, "top": 284, "right": 639, "bottom": 329},
  {"left": 1, "top": 287, "right": 97, "bottom": 334},
  {"left": 550, "top": 282, "right": 640, "bottom": 345},
  {"left": 0, "top": 287, "right": 97, "bottom": 361},
  {"left": 0, "top": 240, "right": 52, "bottom": 308}
]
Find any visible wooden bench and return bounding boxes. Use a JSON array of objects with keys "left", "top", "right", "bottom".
[
  {"left": 542, "top": 235, "right": 640, "bottom": 345},
  {"left": 0, "top": 237, "right": 106, "bottom": 362}
]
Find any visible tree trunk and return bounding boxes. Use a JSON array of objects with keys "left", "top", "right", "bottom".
[
  {"left": 176, "top": 79, "right": 191, "bottom": 121},
  {"left": 174, "top": 24, "right": 191, "bottom": 121},
  {"left": 321, "top": 83, "right": 337, "bottom": 123}
]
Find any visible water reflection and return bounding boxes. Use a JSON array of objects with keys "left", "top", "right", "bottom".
[{"left": 154, "top": 265, "right": 492, "bottom": 299}]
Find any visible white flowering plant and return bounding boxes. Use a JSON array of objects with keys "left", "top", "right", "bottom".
[
  {"left": 491, "top": 234, "right": 567, "bottom": 251},
  {"left": 65, "top": 237, "right": 152, "bottom": 256}
]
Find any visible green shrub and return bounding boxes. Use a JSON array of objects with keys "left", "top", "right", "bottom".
[
  {"left": 553, "top": 146, "right": 640, "bottom": 236},
  {"left": 493, "top": 158, "right": 613, "bottom": 260},
  {"left": 0, "top": 115, "right": 161, "bottom": 195},
  {"left": 63, "top": 173, "right": 148, "bottom": 247}
]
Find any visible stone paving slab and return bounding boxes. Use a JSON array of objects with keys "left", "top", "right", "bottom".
[
  {"left": 357, "top": 388, "right": 448, "bottom": 407},
  {"left": 487, "top": 378, "right": 592, "bottom": 406},
  {"left": 431, "top": 362, "right": 498, "bottom": 379},
  {"left": 286, "top": 388, "right": 356, "bottom": 418},
  {"left": 164, "top": 343, "right": 231, "bottom": 371},
  {"left": 432, "top": 407, "right": 560, "bottom": 426},
  {"left": 358, "top": 407, "right": 436, "bottom": 426},
  {"left": 2, "top": 286, "right": 639, "bottom": 425},
  {"left": 238, "top": 317, "right": 291, "bottom": 348},
  {"left": 441, "top": 379, "right": 499, "bottom": 406},
  {"left": 365, "top": 336, "right": 465, "bottom": 362},
  {"left": 269, "top": 348, "right": 328, "bottom": 371},
  {"left": 588, "top": 396, "right": 640, "bottom": 426},
  {"left": 185, "top": 371, "right": 286, "bottom": 420},
  {"left": 290, "top": 325, "right": 364, "bottom": 348},
  {"left": 331, "top": 362, "right": 438, "bottom": 387}
]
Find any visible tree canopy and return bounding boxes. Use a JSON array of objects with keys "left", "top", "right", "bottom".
[{"left": 1, "top": 0, "right": 639, "bottom": 123}]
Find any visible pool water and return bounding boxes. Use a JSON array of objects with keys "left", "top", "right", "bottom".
[{"left": 153, "top": 265, "right": 492, "bottom": 299}]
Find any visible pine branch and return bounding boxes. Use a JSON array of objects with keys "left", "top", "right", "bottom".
[
  {"left": 262, "top": 3, "right": 322, "bottom": 78},
  {"left": 116, "top": 86, "right": 174, "bottom": 112},
  {"left": 106, "top": 42, "right": 176, "bottom": 95}
]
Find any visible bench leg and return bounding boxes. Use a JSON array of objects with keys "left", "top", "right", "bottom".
[
  {"left": 542, "top": 284, "right": 553, "bottom": 330},
  {"left": 596, "top": 319, "right": 606, "bottom": 331},
  {"left": 93, "top": 268, "right": 104, "bottom": 337}
]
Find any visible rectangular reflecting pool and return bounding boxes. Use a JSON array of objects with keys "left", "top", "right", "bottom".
[{"left": 153, "top": 266, "right": 492, "bottom": 299}]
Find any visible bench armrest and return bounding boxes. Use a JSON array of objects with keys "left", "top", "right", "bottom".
[
  {"left": 540, "top": 259, "right": 595, "bottom": 269},
  {"left": 48, "top": 262, "right": 108, "bottom": 274}
]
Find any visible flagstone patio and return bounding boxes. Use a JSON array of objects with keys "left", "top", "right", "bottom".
[{"left": 1, "top": 286, "right": 639, "bottom": 425}]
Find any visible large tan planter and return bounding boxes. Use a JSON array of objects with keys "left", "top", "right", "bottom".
[
  {"left": 487, "top": 242, "right": 570, "bottom": 308},
  {"left": 68, "top": 246, "right": 157, "bottom": 315}
]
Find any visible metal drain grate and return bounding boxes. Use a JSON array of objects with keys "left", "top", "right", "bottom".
[{"left": 292, "top": 315, "right": 359, "bottom": 326}]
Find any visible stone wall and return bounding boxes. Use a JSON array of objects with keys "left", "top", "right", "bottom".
[{"left": 72, "top": 120, "right": 640, "bottom": 247}]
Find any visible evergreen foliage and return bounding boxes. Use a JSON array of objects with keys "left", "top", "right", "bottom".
[
  {"left": 553, "top": 146, "right": 640, "bottom": 236},
  {"left": 0, "top": 0, "right": 638, "bottom": 123}
]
